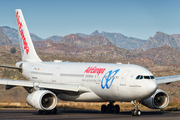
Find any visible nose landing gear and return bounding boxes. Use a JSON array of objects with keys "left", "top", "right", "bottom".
[
  {"left": 131, "top": 100, "right": 141, "bottom": 116},
  {"left": 101, "top": 101, "right": 120, "bottom": 113}
]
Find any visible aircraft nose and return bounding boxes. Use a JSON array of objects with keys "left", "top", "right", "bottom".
[{"left": 146, "top": 79, "right": 157, "bottom": 94}]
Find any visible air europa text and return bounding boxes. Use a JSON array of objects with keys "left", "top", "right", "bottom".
[
  {"left": 16, "top": 11, "right": 29, "bottom": 55},
  {"left": 84, "top": 66, "right": 106, "bottom": 75}
]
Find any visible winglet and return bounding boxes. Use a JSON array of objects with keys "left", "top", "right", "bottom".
[{"left": 15, "top": 9, "right": 42, "bottom": 62}]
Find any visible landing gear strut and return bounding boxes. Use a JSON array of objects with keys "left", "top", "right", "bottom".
[
  {"left": 101, "top": 101, "right": 120, "bottom": 113},
  {"left": 131, "top": 100, "right": 141, "bottom": 116}
]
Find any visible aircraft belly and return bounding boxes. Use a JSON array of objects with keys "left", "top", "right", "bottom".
[{"left": 57, "top": 90, "right": 106, "bottom": 102}]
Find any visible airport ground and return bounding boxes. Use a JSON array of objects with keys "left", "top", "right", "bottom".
[{"left": 0, "top": 109, "right": 180, "bottom": 120}]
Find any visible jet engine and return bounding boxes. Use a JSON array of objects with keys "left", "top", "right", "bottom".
[
  {"left": 142, "top": 89, "right": 169, "bottom": 109},
  {"left": 26, "top": 90, "right": 57, "bottom": 110}
]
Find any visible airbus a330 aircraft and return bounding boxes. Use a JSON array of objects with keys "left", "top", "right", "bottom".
[{"left": 0, "top": 9, "right": 180, "bottom": 116}]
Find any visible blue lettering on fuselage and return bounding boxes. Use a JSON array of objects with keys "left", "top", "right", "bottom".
[{"left": 101, "top": 69, "right": 120, "bottom": 89}]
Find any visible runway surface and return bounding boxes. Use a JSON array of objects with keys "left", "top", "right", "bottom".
[{"left": 0, "top": 109, "right": 180, "bottom": 120}]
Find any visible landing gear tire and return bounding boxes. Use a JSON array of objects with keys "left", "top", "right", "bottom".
[
  {"left": 101, "top": 101, "right": 119, "bottom": 114},
  {"left": 137, "top": 110, "right": 141, "bottom": 116},
  {"left": 131, "top": 109, "right": 141, "bottom": 116},
  {"left": 101, "top": 104, "right": 107, "bottom": 113},
  {"left": 107, "top": 104, "right": 114, "bottom": 113},
  {"left": 115, "top": 105, "right": 120, "bottom": 113}
]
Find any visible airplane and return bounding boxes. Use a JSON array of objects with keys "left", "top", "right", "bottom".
[{"left": 0, "top": 9, "right": 180, "bottom": 116}]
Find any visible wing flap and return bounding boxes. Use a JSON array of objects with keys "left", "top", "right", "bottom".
[{"left": 156, "top": 75, "right": 180, "bottom": 84}]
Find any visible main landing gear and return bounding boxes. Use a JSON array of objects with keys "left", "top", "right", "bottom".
[
  {"left": 38, "top": 107, "right": 57, "bottom": 115},
  {"left": 101, "top": 101, "right": 120, "bottom": 113},
  {"left": 131, "top": 100, "right": 141, "bottom": 116}
]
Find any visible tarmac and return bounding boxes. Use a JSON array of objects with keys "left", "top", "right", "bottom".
[{"left": 0, "top": 109, "right": 179, "bottom": 120}]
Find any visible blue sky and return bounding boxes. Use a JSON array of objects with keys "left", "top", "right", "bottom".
[{"left": 0, "top": 0, "right": 180, "bottom": 40}]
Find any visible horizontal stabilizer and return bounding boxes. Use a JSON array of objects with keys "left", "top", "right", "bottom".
[{"left": 0, "top": 65, "right": 22, "bottom": 70}]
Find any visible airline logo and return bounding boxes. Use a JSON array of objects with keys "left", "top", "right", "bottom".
[
  {"left": 84, "top": 66, "right": 106, "bottom": 75},
  {"left": 101, "top": 69, "right": 120, "bottom": 89},
  {"left": 16, "top": 11, "right": 29, "bottom": 55}
]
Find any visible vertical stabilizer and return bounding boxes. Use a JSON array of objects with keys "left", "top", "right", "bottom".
[{"left": 15, "top": 9, "right": 42, "bottom": 62}]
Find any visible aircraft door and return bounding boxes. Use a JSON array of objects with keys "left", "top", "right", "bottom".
[
  {"left": 52, "top": 67, "right": 60, "bottom": 82},
  {"left": 120, "top": 70, "right": 129, "bottom": 86}
]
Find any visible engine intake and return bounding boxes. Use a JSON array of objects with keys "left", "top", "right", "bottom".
[
  {"left": 26, "top": 90, "right": 57, "bottom": 110},
  {"left": 142, "top": 89, "right": 169, "bottom": 109}
]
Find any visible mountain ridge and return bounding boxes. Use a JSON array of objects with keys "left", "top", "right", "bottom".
[
  {"left": 60, "top": 34, "right": 113, "bottom": 48},
  {"left": 141, "top": 31, "right": 180, "bottom": 50}
]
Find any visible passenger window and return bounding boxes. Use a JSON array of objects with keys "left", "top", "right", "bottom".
[{"left": 136, "top": 75, "right": 140, "bottom": 79}]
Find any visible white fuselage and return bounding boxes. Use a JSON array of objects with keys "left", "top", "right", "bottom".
[{"left": 17, "top": 61, "right": 157, "bottom": 102}]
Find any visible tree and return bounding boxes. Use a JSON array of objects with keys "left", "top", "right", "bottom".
[{"left": 10, "top": 47, "right": 17, "bottom": 54}]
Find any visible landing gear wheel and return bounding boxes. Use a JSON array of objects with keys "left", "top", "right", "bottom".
[
  {"left": 107, "top": 104, "right": 113, "bottom": 113},
  {"left": 115, "top": 105, "right": 120, "bottom": 113},
  {"left": 131, "top": 109, "right": 135, "bottom": 116},
  {"left": 101, "top": 104, "right": 107, "bottom": 113},
  {"left": 131, "top": 109, "right": 141, "bottom": 116},
  {"left": 137, "top": 110, "right": 141, "bottom": 116}
]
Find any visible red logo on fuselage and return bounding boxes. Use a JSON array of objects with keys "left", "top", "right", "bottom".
[
  {"left": 16, "top": 11, "right": 29, "bottom": 55},
  {"left": 84, "top": 66, "right": 106, "bottom": 75}
]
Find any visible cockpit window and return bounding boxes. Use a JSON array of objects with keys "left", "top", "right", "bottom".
[
  {"left": 136, "top": 75, "right": 155, "bottom": 80},
  {"left": 136, "top": 75, "right": 140, "bottom": 79},
  {"left": 144, "top": 76, "right": 150, "bottom": 79}
]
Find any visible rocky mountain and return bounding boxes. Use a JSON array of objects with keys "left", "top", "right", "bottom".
[
  {"left": 90, "top": 30, "right": 100, "bottom": 36},
  {"left": 136, "top": 45, "right": 180, "bottom": 65},
  {"left": 45, "top": 35, "right": 63, "bottom": 42},
  {"left": 100, "top": 31, "right": 146, "bottom": 50},
  {"left": 11, "top": 39, "right": 54, "bottom": 49},
  {"left": 0, "top": 27, "right": 11, "bottom": 46},
  {"left": 141, "top": 31, "right": 180, "bottom": 50},
  {"left": 33, "top": 39, "right": 54, "bottom": 48},
  {"left": 77, "top": 44, "right": 136, "bottom": 58},
  {"left": 76, "top": 33, "right": 89, "bottom": 38},
  {"left": 60, "top": 34, "right": 113, "bottom": 48},
  {"left": 2, "top": 26, "right": 43, "bottom": 43},
  {"left": 77, "top": 30, "right": 146, "bottom": 49},
  {"left": 38, "top": 41, "right": 135, "bottom": 59},
  {"left": 30, "top": 33, "right": 43, "bottom": 41}
]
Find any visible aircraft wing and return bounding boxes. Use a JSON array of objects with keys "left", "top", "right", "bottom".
[
  {"left": 156, "top": 75, "right": 180, "bottom": 84},
  {"left": 0, "top": 79, "right": 89, "bottom": 92}
]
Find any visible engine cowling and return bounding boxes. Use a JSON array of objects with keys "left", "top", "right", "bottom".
[
  {"left": 142, "top": 89, "right": 169, "bottom": 109},
  {"left": 26, "top": 90, "right": 57, "bottom": 110}
]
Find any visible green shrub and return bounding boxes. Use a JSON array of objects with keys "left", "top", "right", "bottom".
[{"left": 10, "top": 47, "right": 17, "bottom": 54}]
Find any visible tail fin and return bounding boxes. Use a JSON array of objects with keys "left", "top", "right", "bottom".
[{"left": 15, "top": 9, "right": 42, "bottom": 62}]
